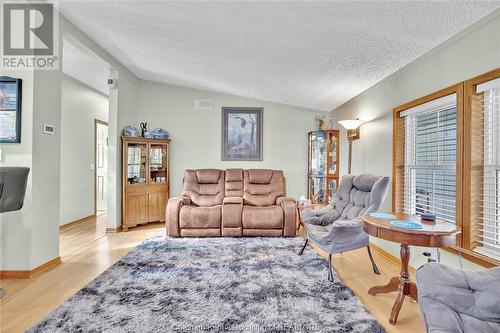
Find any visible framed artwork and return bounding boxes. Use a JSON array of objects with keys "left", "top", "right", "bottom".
[
  {"left": 0, "top": 76, "right": 22, "bottom": 143},
  {"left": 222, "top": 107, "right": 263, "bottom": 161}
]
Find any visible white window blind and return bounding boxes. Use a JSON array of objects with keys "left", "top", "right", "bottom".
[
  {"left": 476, "top": 78, "right": 500, "bottom": 260},
  {"left": 401, "top": 94, "right": 457, "bottom": 223}
]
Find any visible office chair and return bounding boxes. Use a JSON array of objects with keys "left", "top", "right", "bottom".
[{"left": 0, "top": 167, "right": 30, "bottom": 298}]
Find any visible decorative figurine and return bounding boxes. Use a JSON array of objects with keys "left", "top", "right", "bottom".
[
  {"left": 315, "top": 114, "right": 325, "bottom": 130},
  {"left": 140, "top": 122, "right": 148, "bottom": 137},
  {"left": 122, "top": 125, "right": 140, "bottom": 137}
]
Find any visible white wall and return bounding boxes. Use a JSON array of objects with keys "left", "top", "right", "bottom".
[
  {"left": 30, "top": 68, "right": 63, "bottom": 269},
  {"left": 0, "top": 10, "right": 139, "bottom": 270},
  {"left": 60, "top": 75, "right": 108, "bottom": 226},
  {"left": 0, "top": 70, "right": 34, "bottom": 270},
  {"left": 137, "top": 80, "right": 325, "bottom": 199},
  {"left": 331, "top": 10, "right": 500, "bottom": 270},
  {"left": 62, "top": 39, "right": 110, "bottom": 96}
]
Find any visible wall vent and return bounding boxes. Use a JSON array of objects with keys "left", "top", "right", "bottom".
[{"left": 193, "top": 99, "right": 214, "bottom": 111}]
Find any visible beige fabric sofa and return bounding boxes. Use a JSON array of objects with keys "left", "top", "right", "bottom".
[{"left": 166, "top": 169, "right": 296, "bottom": 237}]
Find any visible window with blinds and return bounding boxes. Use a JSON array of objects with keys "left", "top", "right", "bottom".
[
  {"left": 393, "top": 70, "right": 500, "bottom": 266},
  {"left": 400, "top": 94, "right": 457, "bottom": 223},
  {"left": 474, "top": 78, "right": 500, "bottom": 260}
]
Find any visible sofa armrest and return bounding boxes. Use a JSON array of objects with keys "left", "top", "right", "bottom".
[
  {"left": 276, "top": 196, "right": 296, "bottom": 205},
  {"left": 280, "top": 200, "right": 297, "bottom": 236},
  {"left": 180, "top": 196, "right": 191, "bottom": 205},
  {"left": 223, "top": 197, "right": 243, "bottom": 205},
  {"left": 166, "top": 197, "right": 186, "bottom": 237}
]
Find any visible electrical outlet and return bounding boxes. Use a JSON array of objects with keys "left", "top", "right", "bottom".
[{"left": 423, "top": 249, "right": 440, "bottom": 262}]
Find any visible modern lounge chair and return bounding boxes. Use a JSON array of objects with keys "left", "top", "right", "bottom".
[
  {"left": 416, "top": 262, "right": 500, "bottom": 333},
  {"left": 299, "top": 174, "right": 390, "bottom": 281}
]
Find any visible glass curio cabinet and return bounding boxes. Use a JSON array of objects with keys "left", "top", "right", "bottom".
[
  {"left": 122, "top": 136, "right": 170, "bottom": 231},
  {"left": 307, "top": 130, "right": 340, "bottom": 204}
]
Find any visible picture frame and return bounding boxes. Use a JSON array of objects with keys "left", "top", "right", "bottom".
[
  {"left": 221, "top": 107, "right": 263, "bottom": 161},
  {"left": 0, "top": 76, "right": 22, "bottom": 143}
]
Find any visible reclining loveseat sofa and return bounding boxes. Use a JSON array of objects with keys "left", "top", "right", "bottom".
[{"left": 166, "top": 169, "right": 296, "bottom": 237}]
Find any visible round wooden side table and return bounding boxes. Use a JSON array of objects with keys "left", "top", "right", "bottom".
[{"left": 362, "top": 212, "right": 460, "bottom": 325}]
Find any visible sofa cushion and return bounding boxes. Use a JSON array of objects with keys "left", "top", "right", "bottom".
[
  {"left": 243, "top": 170, "right": 285, "bottom": 206},
  {"left": 352, "top": 174, "right": 380, "bottom": 192},
  {"left": 340, "top": 188, "right": 371, "bottom": 220},
  {"left": 225, "top": 168, "right": 243, "bottom": 197},
  {"left": 226, "top": 168, "right": 243, "bottom": 182},
  {"left": 182, "top": 169, "right": 224, "bottom": 206},
  {"left": 248, "top": 169, "right": 273, "bottom": 184},
  {"left": 242, "top": 205, "right": 283, "bottom": 229},
  {"left": 223, "top": 197, "right": 243, "bottom": 205},
  {"left": 303, "top": 174, "right": 389, "bottom": 230},
  {"left": 180, "top": 205, "right": 221, "bottom": 229},
  {"left": 196, "top": 169, "right": 222, "bottom": 184},
  {"left": 338, "top": 174, "right": 389, "bottom": 220},
  {"left": 222, "top": 204, "right": 242, "bottom": 228},
  {"left": 417, "top": 263, "right": 500, "bottom": 333}
]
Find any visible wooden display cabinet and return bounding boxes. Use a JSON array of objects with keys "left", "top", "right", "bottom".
[
  {"left": 122, "top": 136, "right": 170, "bottom": 231},
  {"left": 307, "top": 130, "right": 340, "bottom": 204}
]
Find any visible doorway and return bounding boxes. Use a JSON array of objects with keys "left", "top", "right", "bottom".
[{"left": 95, "top": 119, "right": 109, "bottom": 216}]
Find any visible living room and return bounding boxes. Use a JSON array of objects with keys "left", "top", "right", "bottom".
[{"left": 1, "top": 1, "right": 499, "bottom": 332}]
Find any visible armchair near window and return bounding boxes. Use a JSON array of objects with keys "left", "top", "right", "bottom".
[
  {"left": 416, "top": 263, "right": 500, "bottom": 333},
  {"left": 300, "top": 174, "right": 389, "bottom": 281}
]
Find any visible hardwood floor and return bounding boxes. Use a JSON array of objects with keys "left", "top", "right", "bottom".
[
  {"left": 59, "top": 214, "right": 108, "bottom": 258},
  {"left": 0, "top": 218, "right": 424, "bottom": 333}
]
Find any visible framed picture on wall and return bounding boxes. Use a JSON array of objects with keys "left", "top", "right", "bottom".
[
  {"left": 222, "top": 107, "right": 263, "bottom": 161},
  {"left": 0, "top": 76, "right": 22, "bottom": 143}
]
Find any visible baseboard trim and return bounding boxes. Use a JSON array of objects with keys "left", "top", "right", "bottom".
[
  {"left": 106, "top": 226, "right": 123, "bottom": 233},
  {"left": 0, "top": 256, "right": 62, "bottom": 279},
  {"left": 60, "top": 214, "right": 96, "bottom": 230},
  {"left": 369, "top": 242, "right": 416, "bottom": 275}
]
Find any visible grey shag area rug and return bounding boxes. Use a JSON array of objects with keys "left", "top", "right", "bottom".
[{"left": 29, "top": 237, "right": 385, "bottom": 332}]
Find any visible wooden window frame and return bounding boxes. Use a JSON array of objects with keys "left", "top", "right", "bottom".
[
  {"left": 393, "top": 68, "right": 500, "bottom": 268},
  {"left": 393, "top": 83, "right": 464, "bottom": 244},
  {"left": 461, "top": 68, "right": 500, "bottom": 267}
]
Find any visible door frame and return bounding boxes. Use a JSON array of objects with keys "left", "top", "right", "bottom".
[{"left": 94, "top": 119, "right": 109, "bottom": 216}]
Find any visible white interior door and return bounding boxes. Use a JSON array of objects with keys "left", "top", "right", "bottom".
[{"left": 96, "top": 122, "right": 108, "bottom": 213}]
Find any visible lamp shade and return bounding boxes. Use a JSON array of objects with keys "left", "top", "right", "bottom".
[{"left": 338, "top": 119, "right": 364, "bottom": 130}]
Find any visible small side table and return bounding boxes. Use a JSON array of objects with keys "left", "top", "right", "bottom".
[{"left": 362, "top": 212, "right": 460, "bottom": 325}]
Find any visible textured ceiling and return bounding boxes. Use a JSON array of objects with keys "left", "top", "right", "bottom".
[{"left": 56, "top": 1, "right": 500, "bottom": 111}]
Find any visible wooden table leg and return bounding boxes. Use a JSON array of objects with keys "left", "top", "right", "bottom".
[
  {"left": 368, "top": 243, "right": 418, "bottom": 325},
  {"left": 368, "top": 276, "right": 399, "bottom": 295}
]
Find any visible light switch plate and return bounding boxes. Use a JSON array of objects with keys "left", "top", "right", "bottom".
[{"left": 43, "top": 124, "right": 55, "bottom": 134}]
